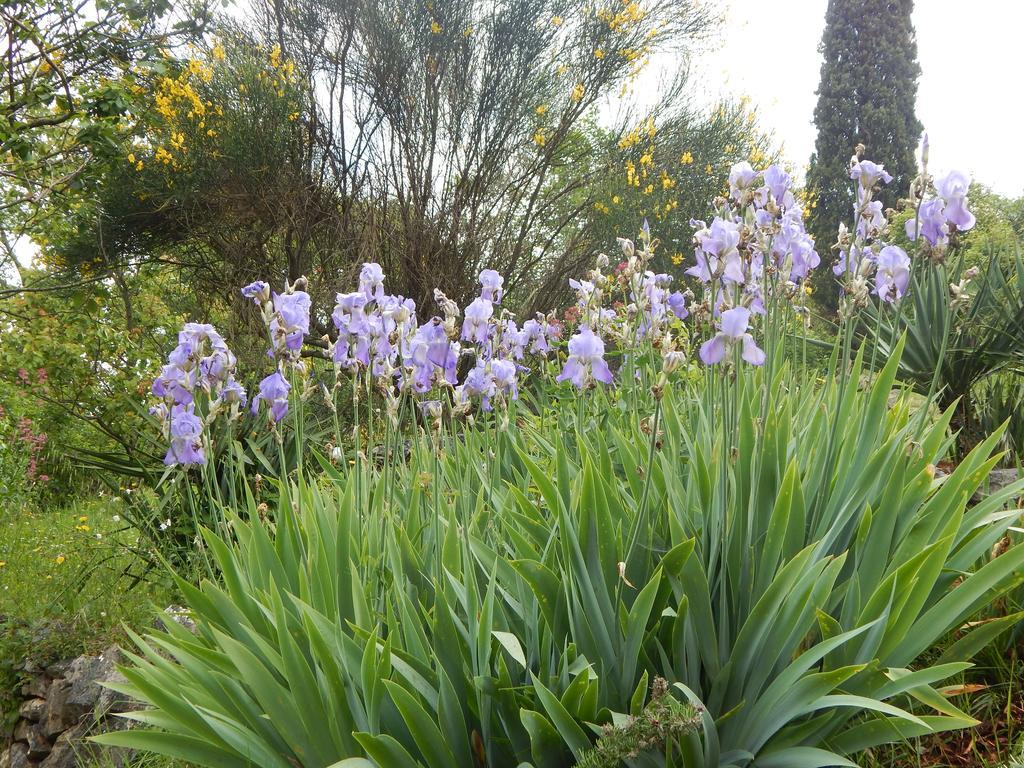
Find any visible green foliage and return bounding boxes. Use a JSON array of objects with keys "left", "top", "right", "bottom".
[
  {"left": 98, "top": 338, "right": 1024, "bottom": 767},
  {"left": 0, "top": 0, "right": 208, "bottom": 263},
  {"left": 582, "top": 100, "right": 777, "bottom": 277},
  {"left": 0, "top": 264, "right": 185, "bottom": 502},
  {"left": 807, "top": 0, "right": 923, "bottom": 306},
  {"left": 859, "top": 249, "right": 1024, "bottom": 452},
  {"left": 0, "top": 497, "right": 177, "bottom": 736}
]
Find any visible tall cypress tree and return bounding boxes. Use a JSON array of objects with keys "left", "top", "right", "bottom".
[{"left": 807, "top": 0, "right": 922, "bottom": 302}]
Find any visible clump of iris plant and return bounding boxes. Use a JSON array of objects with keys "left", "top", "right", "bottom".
[
  {"left": 149, "top": 150, "right": 974, "bottom": 466},
  {"left": 150, "top": 322, "right": 245, "bottom": 466}
]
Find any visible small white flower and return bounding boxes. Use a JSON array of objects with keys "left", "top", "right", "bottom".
[
  {"left": 159, "top": 518, "right": 172, "bottom": 531},
  {"left": 112, "top": 514, "right": 121, "bottom": 523}
]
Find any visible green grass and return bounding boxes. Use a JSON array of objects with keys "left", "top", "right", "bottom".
[{"left": 0, "top": 495, "right": 178, "bottom": 736}]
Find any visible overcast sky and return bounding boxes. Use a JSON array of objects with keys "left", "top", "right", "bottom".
[{"left": 685, "top": 0, "right": 1024, "bottom": 197}]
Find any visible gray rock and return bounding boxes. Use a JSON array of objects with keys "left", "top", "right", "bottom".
[
  {"left": 44, "top": 659, "right": 72, "bottom": 678},
  {"left": 64, "top": 648, "right": 118, "bottom": 716},
  {"left": 162, "top": 605, "right": 197, "bottom": 633},
  {"left": 18, "top": 697, "right": 47, "bottom": 722},
  {"left": 24, "top": 722, "right": 53, "bottom": 760},
  {"left": 971, "top": 467, "right": 1022, "bottom": 503},
  {"left": 20, "top": 672, "right": 51, "bottom": 699},
  {"left": 38, "top": 721, "right": 88, "bottom": 768},
  {"left": 0, "top": 743, "right": 31, "bottom": 768},
  {"left": 43, "top": 678, "right": 72, "bottom": 738}
]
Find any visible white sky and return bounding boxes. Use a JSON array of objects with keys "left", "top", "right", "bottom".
[{"left": 687, "top": 0, "right": 1024, "bottom": 197}]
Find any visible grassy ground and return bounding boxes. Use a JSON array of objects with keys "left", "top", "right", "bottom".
[{"left": 0, "top": 495, "right": 179, "bottom": 743}]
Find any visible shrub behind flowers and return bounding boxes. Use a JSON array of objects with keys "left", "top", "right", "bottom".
[{"left": 98, "top": 156, "right": 1024, "bottom": 767}]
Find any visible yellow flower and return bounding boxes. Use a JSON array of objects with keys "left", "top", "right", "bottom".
[
  {"left": 643, "top": 184, "right": 653, "bottom": 195},
  {"left": 0, "top": 561, "right": 6, "bottom": 568},
  {"left": 269, "top": 44, "right": 282, "bottom": 68},
  {"left": 705, "top": 163, "right": 713, "bottom": 175},
  {"left": 207, "top": 128, "right": 216, "bottom": 137},
  {"left": 679, "top": 151, "right": 693, "bottom": 165},
  {"left": 571, "top": 83, "right": 585, "bottom": 102},
  {"left": 212, "top": 43, "right": 225, "bottom": 61},
  {"left": 556, "top": 64, "right": 567, "bottom": 76},
  {"left": 594, "top": 49, "right": 605, "bottom": 60},
  {"left": 535, "top": 104, "right": 548, "bottom": 116},
  {"left": 671, "top": 254, "right": 683, "bottom": 266},
  {"left": 612, "top": 195, "right": 620, "bottom": 204},
  {"left": 76, "top": 525, "right": 90, "bottom": 532},
  {"left": 55, "top": 555, "right": 66, "bottom": 565},
  {"left": 533, "top": 131, "right": 546, "bottom": 147},
  {"left": 431, "top": 21, "right": 442, "bottom": 34},
  {"left": 463, "top": 26, "right": 473, "bottom": 37},
  {"left": 127, "top": 152, "right": 135, "bottom": 164},
  {"left": 551, "top": 15, "right": 563, "bottom": 26},
  {"left": 135, "top": 160, "right": 144, "bottom": 171}
]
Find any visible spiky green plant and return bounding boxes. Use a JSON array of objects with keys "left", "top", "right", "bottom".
[{"left": 94, "top": 332, "right": 1024, "bottom": 767}]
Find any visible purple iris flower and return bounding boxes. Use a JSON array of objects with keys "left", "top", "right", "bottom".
[
  {"left": 218, "top": 378, "right": 247, "bottom": 406},
  {"left": 851, "top": 160, "right": 892, "bottom": 189},
  {"left": 332, "top": 292, "right": 370, "bottom": 334},
  {"left": 405, "top": 320, "right": 459, "bottom": 392},
  {"left": 490, "top": 358, "right": 519, "bottom": 402},
  {"left": 557, "top": 327, "right": 614, "bottom": 388},
  {"left": 874, "top": 245, "right": 910, "bottom": 303},
  {"left": 479, "top": 269, "right": 504, "bottom": 304},
  {"left": 462, "top": 297, "right": 494, "bottom": 345},
  {"left": 522, "top": 316, "right": 555, "bottom": 354},
  {"left": 270, "top": 291, "right": 311, "bottom": 354},
  {"left": 906, "top": 197, "right": 947, "bottom": 246},
  {"left": 152, "top": 363, "right": 195, "bottom": 406},
  {"left": 728, "top": 162, "right": 758, "bottom": 201},
  {"left": 198, "top": 348, "right": 237, "bottom": 391},
  {"left": 689, "top": 218, "right": 741, "bottom": 283},
  {"left": 699, "top": 306, "right": 765, "bottom": 366},
  {"left": 499, "top": 320, "right": 526, "bottom": 360},
  {"left": 164, "top": 404, "right": 206, "bottom": 466},
  {"left": 856, "top": 200, "right": 886, "bottom": 240},
  {"left": 241, "top": 281, "right": 270, "bottom": 304},
  {"left": 251, "top": 371, "right": 291, "bottom": 422},
  {"left": 935, "top": 170, "right": 976, "bottom": 232},
  {"left": 359, "top": 263, "right": 385, "bottom": 302},
  {"left": 456, "top": 361, "right": 495, "bottom": 410},
  {"left": 763, "top": 165, "right": 792, "bottom": 207},
  {"left": 667, "top": 291, "right": 689, "bottom": 320}
]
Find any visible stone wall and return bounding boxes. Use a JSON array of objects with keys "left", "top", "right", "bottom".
[{"left": 1, "top": 646, "right": 136, "bottom": 768}]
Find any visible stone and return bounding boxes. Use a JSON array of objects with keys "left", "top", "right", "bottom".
[
  {"left": 43, "top": 678, "right": 72, "bottom": 738},
  {"left": 44, "top": 659, "right": 72, "bottom": 678},
  {"left": 18, "top": 697, "right": 47, "bottom": 722},
  {"left": 1, "top": 743, "right": 31, "bottom": 768},
  {"left": 161, "top": 605, "right": 197, "bottom": 633},
  {"left": 20, "top": 672, "right": 51, "bottom": 698},
  {"left": 971, "top": 467, "right": 1023, "bottom": 503},
  {"left": 38, "top": 721, "right": 89, "bottom": 768},
  {"left": 23, "top": 722, "right": 53, "bottom": 760},
  {"left": 95, "top": 666, "right": 137, "bottom": 715},
  {"left": 63, "top": 648, "right": 118, "bottom": 716}
]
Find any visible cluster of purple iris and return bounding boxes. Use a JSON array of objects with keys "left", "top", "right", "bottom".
[
  {"left": 150, "top": 323, "right": 246, "bottom": 466},
  {"left": 832, "top": 142, "right": 975, "bottom": 313},
  {"left": 150, "top": 154, "right": 975, "bottom": 468},
  {"left": 684, "top": 161, "right": 820, "bottom": 365},
  {"left": 330, "top": 265, "right": 562, "bottom": 415}
]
